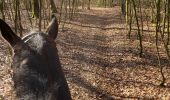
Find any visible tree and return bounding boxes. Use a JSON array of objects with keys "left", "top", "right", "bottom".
[
  {"left": 14, "top": 0, "right": 23, "bottom": 37},
  {"left": 121, "top": 0, "right": 126, "bottom": 15},
  {"left": 32, "top": 0, "right": 40, "bottom": 18},
  {"left": 131, "top": 0, "right": 143, "bottom": 57},
  {"left": 0, "top": 0, "right": 5, "bottom": 20},
  {"left": 88, "top": 0, "right": 91, "bottom": 10},
  {"left": 49, "top": 0, "right": 57, "bottom": 13}
]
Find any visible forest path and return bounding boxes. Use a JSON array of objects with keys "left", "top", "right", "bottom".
[{"left": 58, "top": 7, "right": 170, "bottom": 100}]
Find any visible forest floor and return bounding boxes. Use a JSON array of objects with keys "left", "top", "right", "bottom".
[{"left": 1, "top": 6, "right": 170, "bottom": 100}]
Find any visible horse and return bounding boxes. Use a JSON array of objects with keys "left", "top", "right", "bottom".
[{"left": 0, "top": 17, "right": 72, "bottom": 100}]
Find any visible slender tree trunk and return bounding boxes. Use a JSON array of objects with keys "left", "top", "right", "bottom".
[
  {"left": 70, "top": 0, "right": 75, "bottom": 19},
  {"left": 8, "top": 0, "right": 15, "bottom": 22},
  {"left": 121, "top": 0, "right": 126, "bottom": 16},
  {"left": 14, "top": 0, "right": 23, "bottom": 37},
  {"left": 59, "top": 0, "right": 64, "bottom": 23},
  {"left": 32, "top": 0, "right": 40, "bottom": 18},
  {"left": 128, "top": 0, "right": 132, "bottom": 39},
  {"left": 61, "top": 0, "right": 68, "bottom": 30},
  {"left": 24, "top": 0, "right": 33, "bottom": 28},
  {"left": 151, "top": 1, "right": 156, "bottom": 23},
  {"left": 125, "top": 0, "right": 129, "bottom": 24},
  {"left": 167, "top": 0, "right": 170, "bottom": 46},
  {"left": 155, "top": 0, "right": 166, "bottom": 86},
  {"left": 139, "top": 0, "right": 144, "bottom": 36},
  {"left": 49, "top": 0, "right": 57, "bottom": 13},
  {"left": 132, "top": 0, "right": 143, "bottom": 57},
  {"left": 162, "top": 0, "right": 167, "bottom": 38},
  {"left": 0, "top": 0, "right": 5, "bottom": 20},
  {"left": 39, "top": 0, "right": 42, "bottom": 31},
  {"left": 87, "top": 0, "right": 91, "bottom": 10}
]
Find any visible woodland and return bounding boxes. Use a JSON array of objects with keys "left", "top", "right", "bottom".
[{"left": 1, "top": 0, "right": 170, "bottom": 99}]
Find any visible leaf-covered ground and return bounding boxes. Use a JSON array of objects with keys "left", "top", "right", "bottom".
[{"left": 1, "top": 6, "right": 170, "bottom": 100}]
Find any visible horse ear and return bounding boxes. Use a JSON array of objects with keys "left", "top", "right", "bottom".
[
  {"left": 46, "top": 16, "right": 58, "bottom": 40},
  {"left": 0, "top": 19, "right": 21, "bottom": 46}
]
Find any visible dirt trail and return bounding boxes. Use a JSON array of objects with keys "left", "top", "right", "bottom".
[{"left": 58, "top": 7, "right": 170, "bottom": 100}]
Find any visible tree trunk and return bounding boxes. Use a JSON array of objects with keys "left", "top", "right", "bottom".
[
  {"left": 88, "top": 0, "right": 91, "bottom": 10},
  {"left": 49, "top": 0, "right": 57, "bottom": 13},
  {"left": 14, "top": 0, "right": 23, "bottom": 37},
  {"left": 32, "top": 0, "right": 40, "bottom": 18},
  {"left": 167, "top": 0, "right": 170, "bottom": 46},
  {"left": 0, "top": 0, "right": 5, "bottom": 20},
  {"left": 132, "top": 0, "right": 143, "bottom": 57},
  {"left": 128, "top": 0, "right": 132, "bottom": 39},
  {"left": 121, "top": 0, "right": 126, "bottom": 16},
  {"left": 39, "top": 0, "right": 42, "bottom": 31}
]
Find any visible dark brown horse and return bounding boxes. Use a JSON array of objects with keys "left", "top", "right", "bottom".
[{"left": 0, "top": 17, "right": 72, "bottom": 100}]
